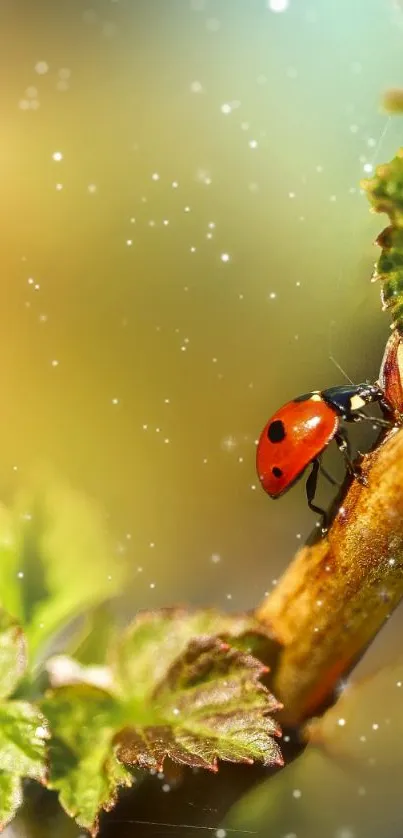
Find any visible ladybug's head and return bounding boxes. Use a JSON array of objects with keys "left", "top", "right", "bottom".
[{"left": 356, "top": 383, "right": 385, "bottom": 405}]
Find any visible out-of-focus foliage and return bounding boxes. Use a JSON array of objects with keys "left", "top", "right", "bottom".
[
  {"left": 0, "top": 477, "right": 128, "bottom": 665},
  {"left": 382, "top": 88, "right": 403, "bottom": 114},
  {"left": 364, "top": 149, "right": 403, "bottom": 227},
  {"left": 363, "top": 150, "right": 403, "bottom": 332},
  {"left": 0, "top": 477, "right": 283, "bottom": 835},
  {"left": 306, "top": 657, "right": 403, "bottom": 768},
  {"left": 225, "top": 656, "right": 403, "bottom": 838},
  {"left": 41, "top": 684, "right": 133, "bottom": 837},
  {"left": 0, "top": 610, "right": 47, "bottom": 829},
  {"left": 41, "top": 608, "right": 282, "bottom": 835}
]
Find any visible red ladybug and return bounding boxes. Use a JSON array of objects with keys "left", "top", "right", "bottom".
[{"left": 256, "top": 384, "right": 391, "bottom": 520}]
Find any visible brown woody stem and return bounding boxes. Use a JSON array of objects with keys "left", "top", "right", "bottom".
[{"left": 256, "top": 426, "right": 403, "bottom": 726}]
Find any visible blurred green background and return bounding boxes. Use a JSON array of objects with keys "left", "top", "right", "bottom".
[
  {"left": 2, "top": 0, "right": 403, "bottom": 618},
  {"left": 3, "top": 0, "right": 403, "bottom": 608},
  {"left": 3, "top": 0, "right": 403, "bottom": 836},
  {"left": 2, "top": 0, "right": 403, "bottom": 613}
]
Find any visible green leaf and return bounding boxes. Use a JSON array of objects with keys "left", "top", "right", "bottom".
[
  {"left": 115, "top": 633, "right": 282, "bottom": 772},
  {"left": 0, "top": 610, "right": 48, "bottom": 827},
  {"left": 0, "top": 475, "right": 128, "bottom": 663},
  {"left": 110, "top": 607, "right": 277, "bottom": 698},
  {"left": 112, "top": 609, "right": 282, "bottom": 771},
  {"left": 41, "top": 685, "right": 133, "bottom": 837},
  {"left": 363, "top": 150, "right": 403, "bottom": 331},
  {"left": 0, "top": 700, "right": 48, "bottom": 828},
  {"left": 42, "top": 609, "right": 282, "bottom": 834},
  {"left": 0, "top": 772, "right": 23, "bottom": 830},
  {"left": 0, "top": 700, "right": 48, "bottom": 780},
  {"left": 69, "top": 601, "right": 120, "bottom": 666},
  {"left": 0, "top": 609, "right": 27, "bottom": 700},
  {"left": 363, "top": 149, "right": 403, "bottom": 227}
]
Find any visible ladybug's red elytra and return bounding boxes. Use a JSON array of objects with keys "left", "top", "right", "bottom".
[{"left": 256, "top": 383, "right": 392, "bottom": 522}]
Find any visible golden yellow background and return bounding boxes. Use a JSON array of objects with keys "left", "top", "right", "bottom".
[
  {"left": 2, "top": 0, "right": 403, "bottom": 626},
  {"left": 4, "top": 1, "right": 403, "bottom": 837}
]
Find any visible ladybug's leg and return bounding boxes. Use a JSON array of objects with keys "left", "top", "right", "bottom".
[
  {"left": 335, "top": 428, "right": 352, "bottom": 464},
  {"left": 335, "top": 429, "right": 366, "bottom": 484},
  {"left": 379, "top": 395, "right": 394, "bottom": 418},
  {"left": 350, "top": 411, "right": 392, "bottom": 429},
  {"left": 306, "top": 459, "right": 328, "bottom": 524}
]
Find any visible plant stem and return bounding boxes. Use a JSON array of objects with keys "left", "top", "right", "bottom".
[{"left": 256, "top": 427, "right": 403, "bottom": 726}]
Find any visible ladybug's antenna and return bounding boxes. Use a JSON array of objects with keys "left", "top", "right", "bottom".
[
  {"left": 328, "top": 320, "right": 355, "bottom": 384},
  {"left": 328, "top": 353, "right": 354, "bottom": 385}
]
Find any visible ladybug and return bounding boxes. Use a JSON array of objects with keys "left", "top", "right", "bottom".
[{"left": 256, "top": 383, "right": 392, "bottom": 521}]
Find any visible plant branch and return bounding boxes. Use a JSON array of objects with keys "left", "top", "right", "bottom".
[{"left": 256, "top": 426, "right": 403, "bottom": 726}]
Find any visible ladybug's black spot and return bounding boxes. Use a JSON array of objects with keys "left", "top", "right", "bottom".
[
  {"left": 267, "top": 419, "right": 286, "bottom": 443},
  {"left": 294, "top": 392, "right": 313, "bottom": 403},
  {"left": 272, "top": 466, "right": 283, "bottom": 478}
]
